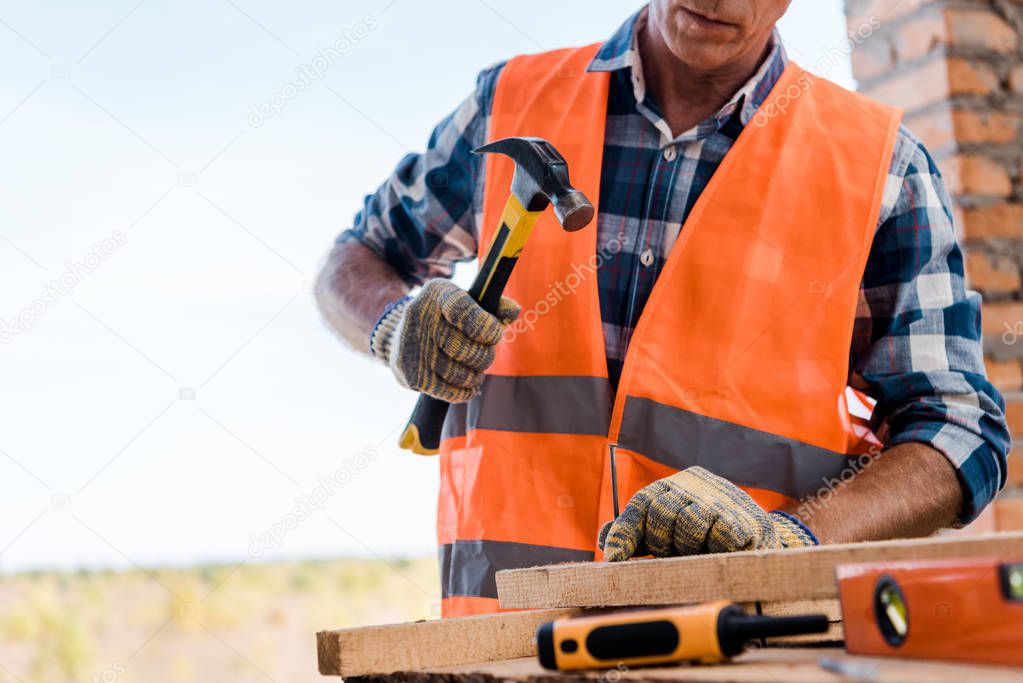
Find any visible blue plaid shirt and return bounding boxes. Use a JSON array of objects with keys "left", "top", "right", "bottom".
[{"left": 339, "top": 12, "right": 1009, "bottom": 521}]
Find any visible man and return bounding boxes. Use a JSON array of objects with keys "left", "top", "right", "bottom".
[{"left": 317, "top": 1, "right": 1010, "bottom": 617}]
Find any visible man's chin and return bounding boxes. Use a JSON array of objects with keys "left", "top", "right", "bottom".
[{"left": 668, "top": 43, "right": 743, "bottom": 72}]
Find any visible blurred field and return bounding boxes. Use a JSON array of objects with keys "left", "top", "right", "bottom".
[{"left": 0, "top": 556, "right": 439, "bottom": 683}]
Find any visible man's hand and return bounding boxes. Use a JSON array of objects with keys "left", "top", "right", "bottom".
[
  {"left": 370, "top": 279, "right": 519, "bottom": 403},
  {"left": 598, "top": 466, "right": 816, "bottom": 561}
]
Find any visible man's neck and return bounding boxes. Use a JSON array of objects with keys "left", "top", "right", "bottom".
[{"left": 637, "top": 15, "right": 773, "bottom": 138}]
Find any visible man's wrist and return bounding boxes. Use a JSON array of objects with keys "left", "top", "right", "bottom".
[
  {"left": 369, "top": 295, "right": 411, "bottom": 360},
  {"left": 771, "top": 509, "right": 819, "bottom": 547}
]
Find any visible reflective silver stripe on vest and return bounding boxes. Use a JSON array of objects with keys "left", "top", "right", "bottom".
[
  {"left": 442, "top": 375, "right": 613, "bottom": 440},
  {"left": 439, "top": 540, "right": 594, "bottom": 599},
  {"left": 443, "top": 402, "right": 469, "bottom": 441},
  {"left": 618, "top": 396, "right": 854, "bottom": 500}
]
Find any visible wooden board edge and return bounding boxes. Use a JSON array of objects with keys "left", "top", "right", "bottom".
[
  {"left": 316, "top": 608, "right": 579, "bottom": 678},
  {"left": 496, "top": 531, "right": 1023, "bottom": 609},
  {"left": 317, "top": 629, "right": 343, "bottom": 677},
  {"left": 756, "top": 598, "right": 842, "bottom": 621},
  {"left": 317, "top": 600, "right": 844, "bottom": 677}
]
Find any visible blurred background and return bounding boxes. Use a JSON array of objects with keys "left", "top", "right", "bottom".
[{"left": 7, "top": 0, "right": 1020, "bottom": 681}]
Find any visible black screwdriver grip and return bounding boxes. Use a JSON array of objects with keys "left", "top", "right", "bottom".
[{"left": 717, "top": 606, "right": 830, "bottom": 657}]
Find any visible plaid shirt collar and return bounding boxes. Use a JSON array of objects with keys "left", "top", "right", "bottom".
[{"left": 587, "top": 9, "right": 788, "bottom": 142}]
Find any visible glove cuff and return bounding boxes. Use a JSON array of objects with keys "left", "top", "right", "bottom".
[
  {"left": 369, "top": 295, "right": 412, "bottom": 361},
  {"left": 770, "top": 510, "right": 819, "bottom": 548}
]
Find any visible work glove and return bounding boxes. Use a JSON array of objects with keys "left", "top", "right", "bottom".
[
  {"left": 369, "top": 279, "right": 519, "bottom": 403},
  {"left": 598, "top": 466, "right": 817, "bottom": 562}
]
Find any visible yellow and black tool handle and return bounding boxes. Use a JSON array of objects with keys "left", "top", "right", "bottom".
[
  {"left": 536, "top": 602, "right": 830, "bottom": 671},
  {"left": 398, "top": 196, "right": 541, "bottom": 455},
  {"left": 537, "top": 603, "right": 730, "bottom": 671}
]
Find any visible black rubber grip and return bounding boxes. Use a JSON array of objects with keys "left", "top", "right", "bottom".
[
  {"left": 401, "top": 221, "right": 518, "bottom": 454},
  {"left": 404, "top": 394, "right": 449, "bottom": 454},
  {"left": 536, "top": 622, "right": 557, "bottom": 670}
]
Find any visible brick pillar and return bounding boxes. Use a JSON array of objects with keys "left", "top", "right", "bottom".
[{"left": 843, "top": 0, "right": 1023, "bottom": 516}]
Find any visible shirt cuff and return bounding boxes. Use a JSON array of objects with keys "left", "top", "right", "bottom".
[{"left": 336, "top": 227, "right": 425, "bottom": 287}]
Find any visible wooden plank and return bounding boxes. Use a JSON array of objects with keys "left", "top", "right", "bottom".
[
  {"left": 755, "top": 599, "right": 841, "bottom": 621},
  {"left": 318, "top": 601, "right": 841, "bottom": 677},
  {"left": 496, "top": 531, "right": 1023, "bottom": 609},
  {"left": 353, "top": 650, "right": 1023, "bottom": 682},
  {"left": 317, "top": 608, "right": 578, "bottom": 677}
]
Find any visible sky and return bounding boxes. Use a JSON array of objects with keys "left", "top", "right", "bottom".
[{"left": 0, "top": 0, "right": 854, "bottom": 573}]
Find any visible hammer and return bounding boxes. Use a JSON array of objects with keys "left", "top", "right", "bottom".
[{"left": 398, "top": 136, "right": 595, "bottom": 455}]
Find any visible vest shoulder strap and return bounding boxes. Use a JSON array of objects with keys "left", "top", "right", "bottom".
[{"left": 752, "top": 65, "right": 902, "bottom": 155}]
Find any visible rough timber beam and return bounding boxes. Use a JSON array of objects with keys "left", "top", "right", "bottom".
[{"left": 496, "top": 532, "right": 1023, "bottom": 609}]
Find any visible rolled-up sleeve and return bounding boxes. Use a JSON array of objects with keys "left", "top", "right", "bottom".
[
  {"left": 337, "top": 63, "right": 506, "bottom": 285},
  {"left": 852, "top": 128, "right": 1010, "bottom": 523}
]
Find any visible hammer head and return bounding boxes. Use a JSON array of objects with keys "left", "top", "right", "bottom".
[{"left": 472, "top": 137, "right": 594, "bottom": 232}]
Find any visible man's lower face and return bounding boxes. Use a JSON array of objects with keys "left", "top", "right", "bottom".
[
  {"left": 649, "top": 0, "right": 792, "bottom": 66},
  {"left": 674, "top": 2, "right": 745, "bottom": 40}
]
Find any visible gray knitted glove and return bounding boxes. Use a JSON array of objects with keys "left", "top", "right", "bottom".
[
  {"left": 370, "top": 279, "right": 519, "bottom": 402},
  {"left": 598, "top": 467, "right": 818, "bottom": 561}
]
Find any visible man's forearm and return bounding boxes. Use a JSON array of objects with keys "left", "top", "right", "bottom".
[
  {"left": 315, "top": 240, "right": 409, "bottom": 354},
  {"left": 787, "top": 442, "right": 963, "bottom": 544}
]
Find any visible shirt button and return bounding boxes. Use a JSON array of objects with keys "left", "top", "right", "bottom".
[
  {"left": 663, "top": 146, "right": 677, "bottom": 161},
  {"left": 640, "top": 249, "right": 655, "bottom": 267}
]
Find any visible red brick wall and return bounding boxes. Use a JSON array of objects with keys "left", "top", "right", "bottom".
[{"left": 844, "top": 0, "right": 1023, "bottom": 495}]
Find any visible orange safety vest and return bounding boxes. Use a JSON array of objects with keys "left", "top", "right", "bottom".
[{"left": 437, "top": 43, "right": 902, "bottom": 617}]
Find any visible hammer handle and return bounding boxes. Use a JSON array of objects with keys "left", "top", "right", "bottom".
[{"left": 399, "top": 196, "right": 540, "bottom": 455}]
